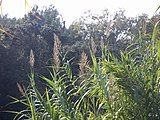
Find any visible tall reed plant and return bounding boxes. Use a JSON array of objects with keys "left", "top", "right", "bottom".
[{"left": 8, "top": 11, "right": 160, "bottom": 120}]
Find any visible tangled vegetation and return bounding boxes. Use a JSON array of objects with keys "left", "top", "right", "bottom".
[{"left": 0, "top": 4, "right": 160, "bottom": 120}]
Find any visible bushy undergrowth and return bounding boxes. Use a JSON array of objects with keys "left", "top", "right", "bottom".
[{"left": 7, "top": 14, "right": 160, "bottom": 120}]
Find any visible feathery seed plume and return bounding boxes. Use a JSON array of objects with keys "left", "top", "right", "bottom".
[
  {"left": 79, "top": 51, "right": 88, "bottom": 75},
  {"left": 90, "top": 38, "right": 97, "bottom": 55},
  {"left": 100, "top": 39, "right": 105, "bottom": 50},
  {"left": 53, "top": 33, "right": 61, "bottom": 71},
  {"left": 29, "top": 49, "right": 35, "bottom": 67},
  {"left": 17, "top": 83, "right": 25, "bottom": 96}
]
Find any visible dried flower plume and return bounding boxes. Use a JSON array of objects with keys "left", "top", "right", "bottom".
[
  {"left": 53, "top": 33, "right": 61, "bottom": 71},
  {"left": 100, "top": 39, "right": 105, "bottom": 50},
  {"left": 79, "top": 51, "right": 88, "bottom": 75},
  {"left": 142, "top": 18, "right": 147, "bottom": 34},
  {"left": 151, "top": 16, "right": 159, "bottom": 26},
  {"left": 29, "top": 49, "right": 34, "bottom": 67},
  {"left": 105, "top": 21, "right": 112, "bottom": 38},
  {"left": 90, "top": 38, "right": 97, "bottom": 55},
  {"left": 17, "top": 82, "right": 25, "bottom": 96}
]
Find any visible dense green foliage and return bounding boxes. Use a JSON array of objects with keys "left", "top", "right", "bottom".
[
  {"left": 0, "top": 4, "right": 160, "bottom": 120},
  {"left": 9, "top": 25, "right": 160, "bottom": 119}
]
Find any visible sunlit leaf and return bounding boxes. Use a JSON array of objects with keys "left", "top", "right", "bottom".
[
  {"left": 158, "top": 40, "right": 160, "bottom": 59},
  {"left": 23, "top": 0, "right": 32, "bottom": 12},
  {"left": 154, "top": 5, "right": 160, "bottom": 15}
]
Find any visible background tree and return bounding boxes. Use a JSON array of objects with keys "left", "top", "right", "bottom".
[{"left": 0, "top": 5, "right": 64, "bottom": 119}]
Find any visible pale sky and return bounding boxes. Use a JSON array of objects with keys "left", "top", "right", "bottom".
[{"left": 1, "top": 0, "right": 160, "bottom": 26}]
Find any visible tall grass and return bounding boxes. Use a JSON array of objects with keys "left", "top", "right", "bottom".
[{"left": 7, "top": 10, "right": 160, "bottom": 120}]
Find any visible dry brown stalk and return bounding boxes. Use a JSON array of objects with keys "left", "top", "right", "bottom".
[
  {"left": 53, "top": 33, "right": 61, "bottom": 71},
  {"left": 17, "top": 83, "right": 25, "bottom": 96},
  {"left": 29, "top": 49, "right": 34, "bottom": 68}
]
